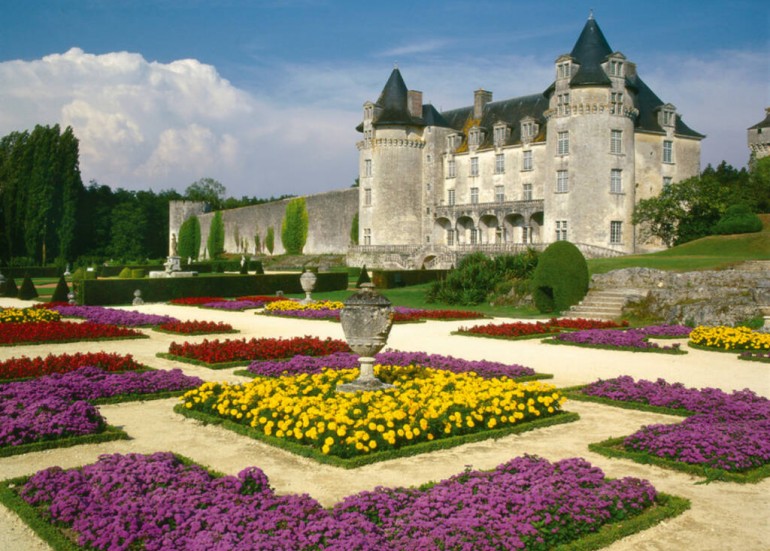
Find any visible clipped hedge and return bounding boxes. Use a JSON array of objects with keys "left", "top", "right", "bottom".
[
  {"left": 78, "top": 272, "right": 348, "bottom": 305},
  {"left": 531, "top": 241, "right": 588, "bottom": 313},
  {"left": 372, "top": 269, "right": 449, "bottom": 289},
  {"left": 0, "top": 266, "right": 62, "bottom": 278}
]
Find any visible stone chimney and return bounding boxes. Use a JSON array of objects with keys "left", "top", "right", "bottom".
[
  {"left": 474, "top": 89, "right": 492, "bottom": 119},
  {"left": 408, "top": 90, "right": 423, "bottom": 118}
]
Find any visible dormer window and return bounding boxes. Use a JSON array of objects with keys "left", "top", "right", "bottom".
[
  {"left": 468, "top": 127, "right": 485, "bottom": 149},
  {"left": 446, "top": 133, "right": 461, "bottom": 151},
  {"left": 609, "top": 59, "right": 623, "bottom": 77},
  {"left": 493, "top": 123, "right": 510, "bottom": 147},
  {"left": 363, "top": 103, "right": 374, "bottom": 121},
  {"left": 659, "top": 104, "right": 677, "bottom": 128},
  {"left": 520, "top": 118, "right": 539, "bottom": 142},
  {"left": 557, "top": 61, "right": 571, "bottom": 79}
]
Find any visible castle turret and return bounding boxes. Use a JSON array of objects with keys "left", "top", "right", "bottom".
[
  {"left": 748, "top": 107, "right": 770, "bottom": 162},
  {"left": 357, "top": 68, "right": 426, "bottom": 245}
]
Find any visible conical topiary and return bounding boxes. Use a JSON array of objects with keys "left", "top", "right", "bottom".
[
  {"left": 3, "top": 276, "right": 18, "bottom": 298},
  {"left": 51, "top": 275, "right": 70, "bottom": 303},
  {"left": 18, "top": 275, "right": 39, "bottom": 300},
  {"left": 356, "top": 265, "right": 371, "bottom": 288}
]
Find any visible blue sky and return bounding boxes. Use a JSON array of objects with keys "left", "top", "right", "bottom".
[{"left": 1, "top": 0, "right": 768, "bottom": 198}]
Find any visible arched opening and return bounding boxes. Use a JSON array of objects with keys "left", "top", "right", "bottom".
[
  {"left": 434, "top": 217, "right": 454, "bottom": 246},
  {"left": 456, "top": 216, "right": 477, "bottom": 245},
  {"left": 529, "top": 211, "right": 544, "bottom": 243},
  {"left": 504, "top": 213, "right": 525, "bottom": 244},
  {"left": 479, "top": 214, "right": 501, "bottom": 244}
]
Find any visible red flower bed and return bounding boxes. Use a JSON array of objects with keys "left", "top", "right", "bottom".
[
  {"left": 0, "top": 352, "right": 142, "bottom": 380},
  {"left": 169, "top": 297, "right": 225, "bottom": 306},
  {"left": 236, "top": 295, "right": 285, "bottom": 304},
  {"left": 457, "top": 317, "right": 628, "bottom": 339},
  {"left": 167, "top": 335, "right": 350, "bottom": 364},
  {"left": 156, "top": 320, "right": 236, "bottom": 335},
  {"left": 0, "top": 322, "right": 145, "bottom": 346},
  {"left": 393, "top": 308, "right": 486, "bottom": 322},
  {"left": 550, "top": 318, "right": 628, "bottom": 330}
]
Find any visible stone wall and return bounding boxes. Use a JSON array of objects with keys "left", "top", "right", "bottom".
[
  {"left": 591, "top": 265, "right": 770, "bottom": 326},
  {"left": 171, "top": 188, "right": 358, "bottom": 258}
]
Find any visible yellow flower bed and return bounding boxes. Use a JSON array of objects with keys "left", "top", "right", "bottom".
[
  {"left": 689, "top": 325, "right": 770, "bottom": 351},
  {"left": 264, "top": 299, "right": 344, "bottom": 312},
  {"left": 181, "top": 365, "right": 566, "bottom": 458},
  {"left": 0, "top": 307, "right": 61, "bottom": 324}
]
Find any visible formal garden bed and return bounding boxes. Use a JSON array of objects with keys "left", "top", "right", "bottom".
[
  {"left": 567, "top": 376, "right": 770, "bottom": 483},
  {"left": 177, "top": 364, "right": 575, "bottom": 468},
  {"left": 49, "top": 304, "right": 178, "bottom": 327},
  {"left": 158, "top": 336, "right": 350, "bottom": 369},
  {"left": 0, "top": 321, "right": 147, "bottom": 346},
  {"left": 152, "top": 320, "right": 237, "bottom": 335},
  {"left": 739, "top": 350, "right": 770, "bottom": 363},
  {"left": 238, "top": 350, "right": 547, "bottom": 381},
  {"left": 454, "top": 318, "right": 629, "bottom": 340},
  {"left": 261, "top": 300, "right": 488, "bottom": 323},
  {"left": 544, "top": 326, "right": 689, "bottom": 354},
  {"left": 0, "top": 352, "right": 145, "bottom": 382},
  {"left": 688, "top": 325, "right": 770, "bottom": 353},
  {"left": 0, "top": 366, "right": 202, "bottom": 457},
  {"left": 0, "top": 451, "right": 688, "bottom": 551}
]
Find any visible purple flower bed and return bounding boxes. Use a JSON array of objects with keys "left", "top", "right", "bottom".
[
  {"left": 552, "top": 329, "right": 682, "bottom": 352},
  {"left": 201, "top": 300, "right": 265, "bottom": 310},
  {"left": 582, "top": 376, "right": 770, "bottom": 471},
  {"left": 637, "top": 324, "right": 693, "bottom": 338},
  {"left": 0, "top": 367, "right": 203, "bottom": 448},
  {"left": 247, "top": 350, "right": 536, "bottom": 379},
  {"left": 264, "top": 308, "right": 341, "bottom": 320},
  {"left": 53, "top": 305, "right": 177, "bottom": 327},
  {"left": 17, "top": 452, "right": 658, "bottom": 550}
]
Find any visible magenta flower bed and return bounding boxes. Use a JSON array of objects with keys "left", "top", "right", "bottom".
[
  {"left": 552, "top": 329, "right": 683, "bottom": 353},
  {"left": 582, "top": 376, "right": 770, "bottom": 471},
  {"left": 264, "top": 308, "right": 340, "bottom": 320},
  {"left": 52, "top": 305, "right": 178, "bottom": 327},
  {"left": 637, "top": 324, "right": 693, "bottom": 338},
  {"left": 17, "top": 452, "right": 657, "bottom": 550},
  {"left": 0, "top": 367, "right": 203, "bottom": 448},
  {"left": 247, "top": 351, "right": 536, "bottom": 379}
]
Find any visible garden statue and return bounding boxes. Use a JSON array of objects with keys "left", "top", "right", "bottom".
[
  {"left": 132, "top": 289, "right": 144, "bottom": 305},
  {"left": 171, "top": 233, "right": 178, "bottom": 256},
  {"left": 299, "top": 268, "right": 317, "bottom": 304},
  {"left": 67, "top": 291, "right": 77, "bottom": 305},
  {"left": 337, "top": 283, "right": 394, "bottom": 392}
]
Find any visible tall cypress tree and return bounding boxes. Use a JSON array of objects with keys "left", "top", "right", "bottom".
[
  {"left": 280, "top": 197, "right": 308, "bottom": 255},
  {"left": 207, "top": 211, "right": 225, "bottom": 259}
]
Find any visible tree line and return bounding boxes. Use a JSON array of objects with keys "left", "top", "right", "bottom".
[{"left": 0, "top": 125, "right": 294, "bottom": 267}]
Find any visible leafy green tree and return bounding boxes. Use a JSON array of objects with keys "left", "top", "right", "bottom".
[
  {"left": 350, "top": 212, "right": 359, "bottom": 245},
  {"left": 281, "top": 197, "right": 308, "bottom": 255},
  {"left": 109, "top": 200, "right": 148, "bottom": 261},
  {"left": 207, "top": 211, "right": 225, "bottom": 259},
  {"left": 748, "top": 156, "right": 770, "bottom": 212},
  {"left": 178, "top": 216, "right": 201, "bottom": 259},
  {"left": 185, "top": 177, "right": 226, "bottom": 210},
  {"left": 265, "top": 226, "right": 275, "bottom": 255}
]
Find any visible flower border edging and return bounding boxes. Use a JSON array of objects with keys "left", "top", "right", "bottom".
[
  {"left": 0, "top": 425, "right": 129, "bottom": 459},
  {"left": 173, "top": 403, "right": 579, "bottom": 469}
]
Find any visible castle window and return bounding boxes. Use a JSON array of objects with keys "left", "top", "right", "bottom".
[
  {"left": 364, "top": 188, "right": 372, "bottom": 206},
  {"left": 662, "top": 108, "right": 676, "bottom": 127},
  {"left": 447, "top": 159, "right": 456, "bottom": 178},
  {"left": 556, "top": 170, "right": 569, "bottom": 193},
  {"left": 557, "top": 93, "right": 570, "bottom": 115},
  {"left": 610, "top": 130, "right": 622, "bottom": 154},
  {"left": 522, "top": 226, "right": 532, "bottom": 244},
  {"left": 556, "top": 220, "right": 568, "bottom": 241},
  {"left": 663, "top": 176, "right": 672, "bottom": 188},
  {"left": 495, "top": 185, "right": 505, "bottom": 203},
  {"left": 610, "top": 221, "right": 623, "bottom": 244},
  {"left": 470, "top": 157, "right": 479, "bottom": 177},
  {"left": 364, "top": 105, "right": 373, "bottom": 120},
  {"left": 446, "top": 229, "right": 454, "bottom": 246},
  {"left": 663, "top": 140, "right": 674, "bottom": 163},
  {"left": 447, "top": 134, "right": 460, "bottom": 151},
  {"left": 610, "top": 169, "right": 623, "bottom": 194},
  {"left": 610, "top": 92, "right": 623, "bottom": 114},
  {"left": 557, "top": 131, "right": 569, "bottom": 156},
  {"left": 557, "top": 62, "right": 571, "bottom": 79},
  {"left": 448, "top": 189, "right": 456, "bottom": 206},
  {"left": 495, "top": 153, "right": 505, "bottom": 174},
  {"left": 609, "top": 60, "right": 623, "bottom": 77},
  {"left": 469, "top": 128, "right": 480, "bottom": 148},
  {"left": 522, "top": 150, "right": 533, "bottom": 171},
  {"left": 470, "top": 187, "right": 479, "bottom": 204},
  {"left": 523, "top": 183, "right": 533, "bottom": 201},
  {"left": 363, "top": 228, "right": 371, "bottom": 245},
  {"left": 521, "top": 120, "right": 539, "bottom": 141},
  {"left": 364, "top": 159, "right": 372, "bottom": 177},
  {"left": 493, "top": 125, "right": 509, "bottom": 147}
]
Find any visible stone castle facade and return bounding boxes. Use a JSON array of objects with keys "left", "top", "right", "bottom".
[
  {"left": 350, "top": 15, "right": 704, "bottom": 269},
  {"left": 748, "top": 107, "right": 770, "bottom": 162}
]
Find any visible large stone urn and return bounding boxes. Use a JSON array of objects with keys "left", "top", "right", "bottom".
[
  {"left": 300, "top": 268, "right": 317, "bottom": 304},
  {"left": 337, "top": 283, "right": 394, "bottom": 392}
]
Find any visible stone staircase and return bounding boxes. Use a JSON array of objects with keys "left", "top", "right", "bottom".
[{"left": 562, "top": 289, "right": 640, "bottom": 320}]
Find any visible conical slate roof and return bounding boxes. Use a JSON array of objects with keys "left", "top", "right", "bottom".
[
  {"left": 748, "top": 108, "right": 770, "bottom": 130},
  {"left": 569, "top": 16, "right": 612, "bottom": 87},
  {"left": 372, "top": 68, "right": 424, "bottom": 127}
]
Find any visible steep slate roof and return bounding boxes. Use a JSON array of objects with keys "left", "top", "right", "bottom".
[
  {"left": 748, "top": 109, "right": 770, "bottom": 130},
  {"left": 628, "top": 74, "right": 705, "bottom": 138},
  {"left": 568, "top": 16, "right": 613, "bottom": 87},
  {"left": 372, "top": 68, "right": 425, "bottom": 127},
  {"left": 421, "top": 104, "right": 453, "bottom": 128}
]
